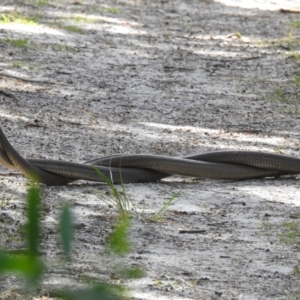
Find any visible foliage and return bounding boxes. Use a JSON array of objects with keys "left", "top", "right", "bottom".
[
  {"left": 0, "top": 185, "right": 131, "bottom": 299},
  {"left": 107, "top": 215, "right": 131, "bottom": 256},
  {"left": 0, "top": 186, "right": 44, "bottom": 287}
]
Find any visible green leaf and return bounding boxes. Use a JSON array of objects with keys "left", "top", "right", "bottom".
[{"left": 59, "top": 204, "right": 74, "bottom": 261}]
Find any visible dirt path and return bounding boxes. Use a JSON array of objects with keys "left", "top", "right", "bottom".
[{"left": 1, "top": 0, "right": 300, "bottom": 299}]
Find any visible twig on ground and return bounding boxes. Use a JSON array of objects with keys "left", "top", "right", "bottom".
[
  {"left": 280, "top": 8, "right": 300, "bottom": 13},
  {"left": 0, "top": 89, "right": 21, "bottom": 102},
  {"left": 197, "top": 56, "right": 265, "bottom": 62},
  {"left": 179, "top": 229, "right": 207, "bottom": 234},
  {"left": 0, "top": 72, "right": 56, "bottom": 85},
  {"left": 207, "top": 221, "right": 229, "bottom": 226}
]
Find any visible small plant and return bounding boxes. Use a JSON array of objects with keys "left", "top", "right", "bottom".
[
  {"left": 55, "top": 283, "right": 127, "bottom": 300},
  {"left": 294, "top": 265, "right": 300, "bottom": 276},
  {"left": 107, "top": 214, "right": 131, "bottom": 256},
  {"left": 289, "top": 21, "right": 300, "bottom": 29},
  {"left": 62, "top": 25, "right": 84, "bottom": 34},
  {"left": 93, "top": 167, "right": 137, "bottom": 217},
  {"left": 256, "top": 30, "right": 300, "bottom": 51},
  {"left": 269, "top": 86, "right": 290, "bottom": 103},
  {"left": 93, "top": 6, "right": 121, "bottom": 14},
  {"left": 19, "top": 0, "right": 49, "bottom": 6},
  {"left": 274, "top": 87, "right": 288, "bottom": 102},
  {"left": 294, "top": 75, "right": 300, "bottom": 87},
  {"left": 0, "top": 12, "right": 40, "bottom": 25},
  {"left": 37, "top": 0, "right": 49, "bottom": 6},
  {"left": 12, "top": 61, "right": 24, "bottom": 68},
  {"left": 287, "top": 107, "right": 300, "bottom": 115},
  {"left": 117, "top": 266, "right": 145, "bottom": 279},
  {"left": 72, "top": 16, "right": 98, "bottom": 24},
  {"left": 93, "top": 167, "right": 181, "bottom": 220},
  {"left": 0, "top": 13, "right": 12, "bottom": 23},
  {"left": 286, "top": 290, "right": 300, "bottom": 300},
  {"left": 287, "top": 51, "right": 300, "bottom": 61},
  {"left": 107, "top": 7, "right": 121, "bottom": 14},
  {"left": 274, "top": 147, "right": 284, "bottom": 154},
  {"left": 5, "top": 38, "right": 30, "bottom": 48},
  {"left": 235, "top": 31, "right": 242, "bottom": 39},
  {"left": 49, "top": 19, "right": 86, "bottom": 35},
  {"left": 149, "top": 189, "right": 182, "bottom": 221},
  {"left": 278, "top": 221, "right": 300, "bottom": 244}
]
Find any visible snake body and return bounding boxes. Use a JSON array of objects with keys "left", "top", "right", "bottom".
[{"left": 1, "top": 126, "right": 300, "bottom": 185}]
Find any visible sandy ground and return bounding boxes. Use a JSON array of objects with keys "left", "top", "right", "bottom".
[{"left": 1, "top": 0, "right": 300, "bottom": 299}]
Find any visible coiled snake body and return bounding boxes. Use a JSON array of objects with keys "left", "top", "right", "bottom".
[{"left": 0, "top": 127, "right": 299, "bottom": 185}]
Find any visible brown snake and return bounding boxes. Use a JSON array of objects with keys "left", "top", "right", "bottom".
[{"left": 0, "top": 126, "right": 299, "bottom": 185}]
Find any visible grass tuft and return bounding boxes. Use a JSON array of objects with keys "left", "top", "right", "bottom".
[
  {"left": 148, "top": 189, "right": 182, "bottom": 221},
  {"left": 0, "top": 12, "right": 40, "bottom": 25},
  {"left": 279, "top": 221, "right": 300, "bottom": 244},
  {"left": 107, "top": 7, "right": 121, "bottom": 14},
  {"left": 117, "top": 266, "right": 145, "bottom": 279},
  {"left": 55, "top": 283, "right": 127, "bottom": 300},
  {"left": 93, "top": 166, "right": 136, "bottom": 217},
  {"left": 5, "top": 38, "right": 30, "bottom": 48},
  {"left": 12, "top": 61, "right": 25, "bottom": 68},
  {"left": 107, "top": 215, "right": 131, "bottom": 256},
  {"left": 62, "top": 25, "right": 84, "bottom": 34},
  {"left": 72, "top": 15, "right": 98, "bottom": 24}
]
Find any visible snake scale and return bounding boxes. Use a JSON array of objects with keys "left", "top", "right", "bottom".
[{"left": 1, "top": 126, "right": 300, "bottom": 185}]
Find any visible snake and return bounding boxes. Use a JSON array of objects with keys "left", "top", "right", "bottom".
[{"left": 1, "top": 126, "right": 300, "bottom": 186}]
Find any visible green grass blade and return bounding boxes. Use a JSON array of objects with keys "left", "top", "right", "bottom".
[
  {"left": 92, "top": 166, "right": 130, "bottom": 216},
  {"left": 0, "top": 250, "right": 44, "bottom": 285},
  {"left": 59, "top": 204, "right": 74, "bottom": 262},
  {"left": 155, "top": 189, "right": 182, "bottom": 218},
  {"left": 26, "top": 186, "right": 40, "bottom": 258}
]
